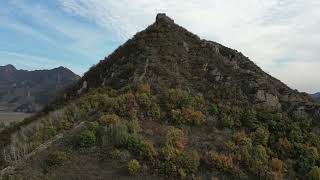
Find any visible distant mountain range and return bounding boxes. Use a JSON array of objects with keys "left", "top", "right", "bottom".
[
  {"left": 311, "top": 92, "right": 320, "bottom": 101},
  {"left": 0, "top": 64, "right": 79, "bottom": 113}
]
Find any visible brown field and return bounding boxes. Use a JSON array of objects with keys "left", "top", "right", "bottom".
[{"left": 0, "top": 112, "right": 32, "bottom": 126}]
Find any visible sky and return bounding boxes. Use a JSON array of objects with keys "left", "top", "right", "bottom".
[{"left": 0, "top": 0, "right": 319, "bottom": 93}]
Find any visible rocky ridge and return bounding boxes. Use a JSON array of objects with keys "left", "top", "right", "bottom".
[{"left": 0, "top": 65, "right": 80, "bottom": 113}]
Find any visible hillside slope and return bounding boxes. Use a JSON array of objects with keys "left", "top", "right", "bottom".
[
  {"left": 1, "top": 14, "right": 320, "bottom": 180},
  {"left": 0, "top": 65, "right": 79, "bottom": 113}
]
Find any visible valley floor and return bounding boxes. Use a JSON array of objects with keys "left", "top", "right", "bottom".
[{"left": 0, "top": 111, "right": 32, "bottom": 126}]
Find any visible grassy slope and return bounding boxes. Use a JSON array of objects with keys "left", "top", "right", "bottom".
[{"left": 2, "top": 83, "right": 319, "bottom": 180}]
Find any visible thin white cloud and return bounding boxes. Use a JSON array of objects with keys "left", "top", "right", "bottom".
[
  {"left": 7, "top": 1, "right": 113, "bottom": 59},
  {"left": 0, "top": 16, "right": 56, "bottom": 44},
  {"left": 58, "top": 0, "right": 320, "bottom": 93}
]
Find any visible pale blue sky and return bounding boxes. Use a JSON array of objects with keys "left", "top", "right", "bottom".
[{"left": 0, "top": 0, "right": 319, "bottom": 93}]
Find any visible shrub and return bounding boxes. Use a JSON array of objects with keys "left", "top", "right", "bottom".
[
  {"left": 306, "top": 166, "right": 320, "bottom": 180},
  {"left": 233, "top": 132, "right": 252, "bottom": 148},
  {"left": 126, "top": 119, "right": 141, "bottom": 135},
  {"left": 136, "top": 93, "right": 152, "bottom": 109},
  {"left": 109, "top": 149, "right": 131, "bottom": 161},
  {"left": 110, "top": 149, "right": 122, "bottom": 159},
  {"left": 108, "top": 121, "right": 130, "bottom": 147},
  {"left": 99, "top": 114, "right": 120, "bottom": 126},
  {"left": 251, "top": 145, "right": 269, "bottom": 176},
  {"left": 171, "top": 107, "right": 206, "bottom": 126},
  {"left": 149, "top": 103, "right": 161, "bottom": 120},
  {"left": 166, "top": 89, "right": 195, "bottom": 109},
  {"left": 230, "top": 132, "right": 253, "bottom": 166},
  {"left": 160, "top": 148, "right": 200, "bottom": 177},
  {"left": 289, "top": 124, "right": 303, "bottom": 143},
  {"left": 178, "top": 150, "right": 200, "bottom": 173},
  {"left": 178, "top": 168, "right": 187, "bottom": 179},
  {"left": 78, "top": 130, "right": 96, "bottom": 147},
  {"left": 221, "top": 115, "right": 234, "bottom": 128},
  {"left": 115, "top": 93, "right": 138, "bottom": 118},
  {"left": 208, "top": 104, "right": 219, "bottom": 115},
  {"left": 194, "top": 95, "right": 206, "bottom": 109},
  {"left": 136, "top": 83, "right": 151, "bottom": 95},
  {"left": 270, "top": 158, "right": 286, "bottom": 173},
  {"left": 46, "top": 151, "right": 67, "bottom": 167},
  {"left": 296, "top": 145, "right": 319, "bottom": 174},
  {"left": 88, "top": 121, "right": 99, "bottom": 132},
  {"left": 276, "top": 138, "right": 293, "bottom": 158},
  {"left": 159, "top": 128, "right": 201, "bottom": 177},
  {"left": 138, "top": 140, "right": 158, "bottom": 161},
  {"left": 128, "top": 159, "right": 141, "bottom": 175},
  {"left": 253, "top": 145, "right": 269, "bottom": 164},
  {"left": 241, "top": 108, "right": 258, "bottom": 129},
  {"left": 165, "top": 127, "right": 187, "bottom": 151},
  {"left": 57, "top": 118, "right": 73, "bottom": 130},
  {"left": 254, "top": 127, "right": 270, "bottom": 146},
  {"left": 308, "top": 133, "right": 320, "bottom": 150},
  {"left": 208, "top": 150, "right": 234, "bottom": 172},
  {"left": 106, "top": 119, "right": 143, "bottom": 154}
]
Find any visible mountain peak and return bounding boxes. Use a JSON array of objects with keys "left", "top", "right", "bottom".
[
  {"left": 155, "top": 13, "right": 174, "bottom": 24},
  {"left": 0, "top": 64, "right": 17, "bottom": 76},
  {"left": 1, "top": 64, "right": 16, "bottom": 71}
]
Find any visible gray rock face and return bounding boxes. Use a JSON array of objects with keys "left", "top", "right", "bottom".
[
  {"left": 210, "top": 68, "right": 222, "bottom": 81},
  {"left": 255, "top": 90, "right": 281, "bottom": 109}
]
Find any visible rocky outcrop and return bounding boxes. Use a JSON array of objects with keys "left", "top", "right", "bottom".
[
  {"left": 255, "top": 90, "right": 281, "bottom": 109},
  {"left": 156, "top": 13, "right": 174, "bottom": 24}
]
